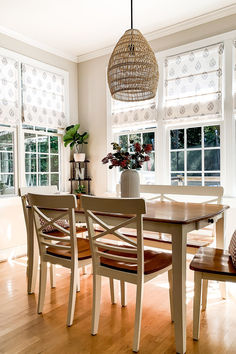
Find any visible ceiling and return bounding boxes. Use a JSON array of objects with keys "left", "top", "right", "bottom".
[{"left": 0, "top": 0, "right": 235, "bottom": 62}]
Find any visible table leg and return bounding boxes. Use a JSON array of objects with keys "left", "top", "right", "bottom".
[
  {"left": 215, "top": 213, "right": 226, "bottom": 299},
  {"left": 172, "top": 225, "right": 187, "bottom": 354},
  {"left": 27, "top": 207, "right": 39, "bottom": 294}
]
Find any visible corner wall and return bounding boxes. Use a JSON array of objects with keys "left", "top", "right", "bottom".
[{"left": 77, "top": 14, "right": 236, "bottom": 196}]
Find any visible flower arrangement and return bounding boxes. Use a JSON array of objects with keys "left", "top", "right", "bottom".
[{"left": 102, "top": 141, "right": 152, "bottom": 170}]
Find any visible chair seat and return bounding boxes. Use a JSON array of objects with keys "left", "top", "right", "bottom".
[
  {"left": 46, "top": 225, "right": 87, "bottom": 237},
  {"left": 190, "top": 247, "right": 236, "bottom": 276},
  {"left": 47, "top": 238, "right": 91, "bottom": 260},
  {"left": 100, "top": 247, "right": 172, "bottom": 275}
]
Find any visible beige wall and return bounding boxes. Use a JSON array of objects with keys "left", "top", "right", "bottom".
[
  {"left": 0, "top": 33, "right": 78, "bottom": 259},
  {"left": 78, "top": 14, "right": 236, "bottom": 196}
]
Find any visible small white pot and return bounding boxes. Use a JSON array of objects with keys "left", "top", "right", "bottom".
[
  {"left": 74, "top": 153, "right": 85, "bottom": 162},
  {"left": 120, "top": 169, "right": 140, "bottom": 198}
]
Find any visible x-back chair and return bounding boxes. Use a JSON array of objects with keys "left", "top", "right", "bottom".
[{"left": 82, "top": 195, "right": 173, "bottom": 352}]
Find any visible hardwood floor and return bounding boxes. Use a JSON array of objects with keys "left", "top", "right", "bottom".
[{"left": 0, "top": 257, "right": 236, "bottom": 354}]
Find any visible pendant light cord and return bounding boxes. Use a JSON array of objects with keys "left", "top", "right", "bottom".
[{"left": 131, "top": 0, "right": 133, "bottom": 29}]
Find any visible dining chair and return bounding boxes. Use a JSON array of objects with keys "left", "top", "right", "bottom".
[
  {"left": 190, "top": 230, "right": 236, "bottom": 341},
  {"left": 82, "top": 195, "right": 173, "bottom": 353},
  {"left": 20, "top": 186, "right": 59, "bottom": 292},
  {"left": 27, "top": 193, "right": 92, "bottom": 326}
]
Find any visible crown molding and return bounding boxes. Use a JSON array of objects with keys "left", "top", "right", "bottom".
[
  {"left": 0, "top": 3, "right": 235, "bottom": 64},
  {"left": 77, "top": 3, "right": 236, "bottom": 63},
  {"left": 0, "top": 25, "right": 78, "bottom": 63}
]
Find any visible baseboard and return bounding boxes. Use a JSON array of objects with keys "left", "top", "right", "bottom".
[{"left": 0, "top": 244, "right": 27, "bottom": 262}]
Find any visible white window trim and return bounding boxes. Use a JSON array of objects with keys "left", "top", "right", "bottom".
[
  {"left": 0, "top": 46, "right": 70, "bottom": 196},
  {"left": 167, "top": 121, "right": 222, "bottom": 186},
  {"left": 106, "top": 29, "right": 236, "bottom": 196}
]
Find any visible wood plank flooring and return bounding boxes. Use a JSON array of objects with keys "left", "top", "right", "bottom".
[{"left": 0, "top": 257, "right": 236, "bottom": 353}]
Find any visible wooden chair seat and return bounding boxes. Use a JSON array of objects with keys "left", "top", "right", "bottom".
[
  {"left": 47, "top": 238, "right": 91, "bottom": 260},
  {"left": 190, "top": 247, "right": 236, "bottom": 277},
  {"left": 101, "top": 247, "right": 172, "bottom": 275},
  {"left": 46, "top": 226, "right": 87, "bottom": 237}
]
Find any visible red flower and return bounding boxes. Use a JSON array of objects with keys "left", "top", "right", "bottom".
[
  {"left": 144, "top": 156, "right": 150, "bottom": 161},
  {"left": 102, "top": 157, "right": 109, "bottom": 164},
  {"left": 144, "top": 144, "right": 152, "bottom": 153},
  {"left": 120, "top": 160, "right": 127, "bottom": 168},
  {"left": 134, "top": 142, "right": 141, "bottom": 152},
  {"left": 111, "top": 159, "right": 119, "bottom": 166}
]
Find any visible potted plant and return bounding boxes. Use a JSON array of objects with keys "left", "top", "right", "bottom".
[
  {"left": 63, "top": 124, "right": 89, "bottom": 162},
  {"left": 74, "top": 184, "right": 86, "bottom": 199},
  {"left": 102, "top": 141, "right": 152, "bottom": 197}
]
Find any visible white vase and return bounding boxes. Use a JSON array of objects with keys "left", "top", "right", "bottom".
[
  {"left": 120, "top": 169, "right": 140, "bottom": 198},
  {"left": 74, "top": 153, "right": 85, "bottom": 162}
]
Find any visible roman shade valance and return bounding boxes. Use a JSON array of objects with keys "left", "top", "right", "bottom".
[
  {"left": 0, "top": 55, "right": 19, "bottom": 125},
  {"left": 111, "top": 105, "right": 157, "bottom": 129},
  {"left": 164, "top": 43, "right": 223, "bottom": 120},
  {"left": 21, "top": 63, "right": 67, "bottom": 128}
]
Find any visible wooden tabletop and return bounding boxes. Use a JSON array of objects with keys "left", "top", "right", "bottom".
[{"left": 75, "top": 200, "right": 229, "bottom": 225}]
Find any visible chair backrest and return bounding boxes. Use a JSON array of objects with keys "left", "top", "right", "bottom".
[
  {"left": 81, "top": 195, "right": 146, "bottom": 277},
  {"left": 19, "top": 186, "right": 58, "bottom": 232},
  {"left": 116, "top": 184, "right": 224, "bottom": 204},
  {"left": 27, "top": 193, "right": 78, "bottom": 265}
]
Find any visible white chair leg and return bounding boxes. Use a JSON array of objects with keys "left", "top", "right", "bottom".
[
  {"left": 67, "top": 267, "right": 78, "bottom": 327},
  {"left": 76, "top": 269, "right": 80, "bottom": 293},
  {"left": 120, "top": 280, "right": 127, "bottom": 307},
  {"left": 92, "top": 274, "right": 102, "bottom": 335},
  {"left": 133, "top": 282, "right": 144, "bottom": 353},
  {"left": 37, "top": 261, "right": 47, "bottom": 314},
  {"left": 193, "top": 272, "right": 202, "bottom": 341},
  {"left": 202, "top": 279, "right": 208, "bottom": 311},
  {"left": 168, "top": 269, "right": 174, "bottom": 322},
  {"left": 50, "top": 264, "right": 56, "bottom": 288},
  {"left": 109, "top": 278, "right": 116, "bottom": 304}
]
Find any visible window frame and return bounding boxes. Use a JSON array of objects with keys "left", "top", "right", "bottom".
[
  {"left": 0, "top": 46, "right": 69, "bottom": 197},
  {"left": 168, "top": 121, "right": 222, "bottom": 186}
]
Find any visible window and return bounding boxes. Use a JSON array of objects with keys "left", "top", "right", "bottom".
[
  {"left": 118, "top": 129, "right": 156, "bottom": 184},
  {"left": 170, "top": 125, "right": 220, "bottom": 186},
  {"left": 24, "top": 126, "right": 60, "bottom": 188},
  {"left": 0, "top": 128, "right": 15, "bottom": 195},
  {"left": 0, "top": 48, "right": 68, "bottom": 196}
]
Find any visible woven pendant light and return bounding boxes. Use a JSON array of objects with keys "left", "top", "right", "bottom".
[{"left": 107, "top": 0, "right": 159, "bottom": 102}]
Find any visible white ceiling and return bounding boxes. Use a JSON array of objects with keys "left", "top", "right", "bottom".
[{"left": 0, "top": 0, "right": 235, "bottom": 62}]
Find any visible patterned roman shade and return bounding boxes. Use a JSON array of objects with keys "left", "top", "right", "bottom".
[
  {"left": 111, "top": 97, "right": 157, "bottom": 128},
  {"left": 0, "top": 55, "right": 19, "bottom": 125},
  {"left": 164, "top": 43, "right": 223, "bottom": 120},
  {"left": 22, "top": 63, "right": 67, "bottom": 128}
]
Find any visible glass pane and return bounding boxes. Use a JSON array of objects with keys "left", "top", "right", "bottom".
[
  {"left": 38, "top": 154, "right": 49, "bottom": 172},
  {"left": 51, "top": 173, "right": 59, "bottom": 188},
  {"left": 204, "top": 173, "right": 220, "bottom": 186},
  {"left": 187, "top": 173, "right": 202, "bottom": 186},
  {"left": 38, "top": 135, "right": 49, "bottom": 153},
  {"left": 119, "top": 135, "right": 128, "bottom": 151},
  {"left": 204, "top": 126, "right": 220, "bottom": 147},
  {"left": 35, "top": 126, "right": 46, "bottom": 132},
  {"left": 0, "top": 152, "right": 13, "bottom": 173},
  {"left": 48, "top": 128, "right": 58, "bottom": 133},
  {"left": 25, "top": 133, "right": 36, "bottom": 152},
  {"left": 171, "top": 151, "right": 184, "bottom": 171},
  {"left": 50, "top": 136, "right": 59, "bottom": 153},
  {"left": 170, "top": 129, "right": 184, "bottom": 149},
  {"left": 0, "top": 131, "right": 13, "bottom": 144},
  {"left": 0, "top": 143, "right": 13, "bottom": 151},
  {"left": 129, "top": 133, "right": 141, "bottom": 143},
  {"left": 143, "top": 152, "right": 155, "bottom": 171},
  {"left": 0, "top": 174, "right": 14, "bottom": 195},
  {"left": 204, "top": 149, "right": 220, "bottom": 171},
  {"left": 39, "top": 174, "right": 49, "bottom": 186},
  {"left": 187, "top": 127, "right": 201, "bottom": 148},
  {"left": 51, "top": 155, "right": 59, "bottom": 172},
  {"left": 187, "top": 150, "right": 201, "bottom": 171},
  {"left": 171, "top": 173, "right": 184, "bottom": 186},
  {"left": 25, "top": 153, "right": 36, "bottom": 172},
  {"left": 26, "top": 174, "right": 37, "bottom": 186},
  {"left": 22, "top": 124, "right": 34, "bottom": 130},
  {"left": 143, "top": 132, "right": 155, "bottom": 150}
]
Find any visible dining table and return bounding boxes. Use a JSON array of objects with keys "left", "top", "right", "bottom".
[{"left": 26, "top": 199, "right": 229, "bottom": 354}]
